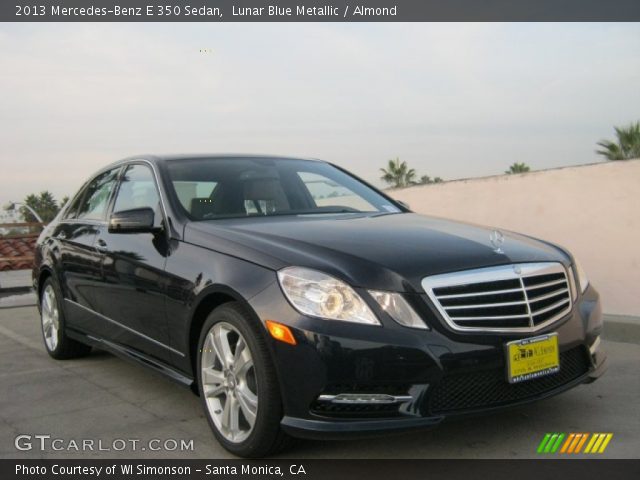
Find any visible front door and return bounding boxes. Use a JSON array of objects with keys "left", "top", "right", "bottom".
[{"left": 93, "top": 163, "right": 173, "bottom": 363}]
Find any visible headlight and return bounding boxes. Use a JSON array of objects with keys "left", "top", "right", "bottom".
[
  {"left": 574, "top": 258, "right": 589, "bottom": 294},
  {"left": 369, "top": 291, "right": 429, "bottom": 330},
  {"left": 277, "top": 267, "right": 380, "bottom": 325}
]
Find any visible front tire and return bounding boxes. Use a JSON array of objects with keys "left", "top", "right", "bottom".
[
  {"left": 197, "top": 302, "right": 290, "bottom": 457},
  {"left": 40, "top": 277, "right": 91, "bottom": 359}
]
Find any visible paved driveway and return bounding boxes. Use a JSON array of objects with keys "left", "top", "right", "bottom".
[{"left": 0, "top": 306, "right": 638, "bottom": 459}]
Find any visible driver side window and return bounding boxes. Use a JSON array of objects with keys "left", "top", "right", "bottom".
[{"left": 113, "top": 164, "right": 160, "bottom": 213}]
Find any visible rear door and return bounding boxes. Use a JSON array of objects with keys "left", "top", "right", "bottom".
[{"left": 56, "top": 167, "right": 121, "bottom": 334}]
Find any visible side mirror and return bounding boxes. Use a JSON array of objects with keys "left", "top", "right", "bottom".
[
  {"left": 396, "top": 200, "right": 410, "bottom": 210},
  {"left": 108, "top": 207, "right": 156, "bottom": 234}
]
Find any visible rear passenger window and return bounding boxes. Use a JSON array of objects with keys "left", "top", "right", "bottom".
[
  {"left": 76, "top": 168, "right": 120, "bottom": 221},
  {"left": 63, "top": 184, "right": 88, "bottom": 220}
]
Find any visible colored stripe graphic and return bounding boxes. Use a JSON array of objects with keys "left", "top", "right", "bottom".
[
  {"left": 544, "top": 433, "right": 559, "bottom": 453},
  {"left": 550, "top": 433, "right": 565, "bottom": 453},
  {"left": 591, "top": 434, "right": 606, "bottom": 453},
  {"left": 598, "top": 434, "right": 613, "bottom": 453},
  {"left": 585, "top": 433, "right": 614, "bottom": 454},
  {"left": 538, "top": 433, "right": 613, "bottom": 454},
  {"left": 574, "top": 433, "right": 588, "bottom": 453},
  {"left": 537, "top": 433, "right": 552, "bottom": 453},
  {"left": 560, "top": 433, "right": 576, "bottom": 453},
  {"left": 537, "top": 433, "right": 565, "bottom": 453},
  {"left": 567, "top": 433, "right": 582, "bottom": 453},
  {"left": 584, "top": 433, "right": 599, "bottom": 453}
]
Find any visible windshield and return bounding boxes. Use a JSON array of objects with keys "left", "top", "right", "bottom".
[{"left": 164, "top": 157, "right": 402, "bottom": 221}]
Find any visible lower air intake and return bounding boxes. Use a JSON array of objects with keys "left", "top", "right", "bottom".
[{"left": 429, "top": 346, "right": 590, "bottom": 414}]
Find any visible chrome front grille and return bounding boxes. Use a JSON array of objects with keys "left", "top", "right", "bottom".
[{"left": 421, "top": 263, "right": 573, "bottom": 332}]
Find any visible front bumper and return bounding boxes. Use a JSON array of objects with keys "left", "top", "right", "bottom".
[{"left": 249, "top": 282, "right": 606, "bottom": 440}]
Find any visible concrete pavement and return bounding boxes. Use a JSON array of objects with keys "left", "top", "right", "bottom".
[{"left": 0, "top": 306, "right": 638, "bottom": 459}]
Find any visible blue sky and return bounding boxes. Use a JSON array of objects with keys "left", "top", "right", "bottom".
[{"left": 0, "top": 22, "right": 639, "bottom": 204}]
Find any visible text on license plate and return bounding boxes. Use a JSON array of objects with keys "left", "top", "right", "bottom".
[{"left": 506, "top": 333, "right": 560, "bottom": 384}]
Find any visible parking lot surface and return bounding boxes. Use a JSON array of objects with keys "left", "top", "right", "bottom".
[{"left": 0, "top": 306, "right": 638, "bottom": 459}]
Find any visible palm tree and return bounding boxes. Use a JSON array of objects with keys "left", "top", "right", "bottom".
[
  {"left": 21, "top": 191, "right": 63, "bottom": 223},
  {"left": 505, "top": 162, "right": 531, "bottom": 174},
  {"left": 415, "top": 175, "right": 444, "bottom": 185},
  {"left": 380, "top": 157, "right": 416, "bottom": 188},
  {"left": 596, "top": 121, "right": 640, "bottom": 160}
]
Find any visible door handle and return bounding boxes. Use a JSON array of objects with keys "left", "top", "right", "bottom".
[{"left": 96, "top": 239, "right": 108, "bottom": 252}]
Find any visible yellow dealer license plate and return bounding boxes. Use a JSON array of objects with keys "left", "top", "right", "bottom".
[{"left": 506, "top": 333, "right": 560, "bottom": 384}]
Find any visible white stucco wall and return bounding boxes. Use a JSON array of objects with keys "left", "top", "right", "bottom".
[{"left": 389, "top": 160, "right": 640, "bottom": 316}]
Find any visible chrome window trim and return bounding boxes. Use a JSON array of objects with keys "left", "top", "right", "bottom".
[{"left": 421, "top": 262, "right": 573, "bottom": 333}]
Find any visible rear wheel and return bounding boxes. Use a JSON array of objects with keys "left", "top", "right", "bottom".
[
  {"left": 40, "top": 277, "right": 91, "bottom": 359},
  {"left": 197, "top": 302, "right": 290, "bottom": 457}
]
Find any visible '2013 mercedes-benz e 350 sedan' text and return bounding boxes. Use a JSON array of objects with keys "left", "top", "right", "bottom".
[{"left": 34, "top": 155, "right": 606, "bottom": 457}]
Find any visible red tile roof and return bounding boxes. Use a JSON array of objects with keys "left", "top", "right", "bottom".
[{"left": 0, "top": 236, "right": 37, "bottom": 271}]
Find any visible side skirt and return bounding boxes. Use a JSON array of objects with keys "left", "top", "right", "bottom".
[{"left": 66, "top": 328, "right": 195, "bottom": 389}]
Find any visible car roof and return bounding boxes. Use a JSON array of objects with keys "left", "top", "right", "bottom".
[
  {"left": 113, "top": 153, "right": 324, "bottom": 166},
  {"left": 86, "top": 154, "right": 330, "bottom": 186}
]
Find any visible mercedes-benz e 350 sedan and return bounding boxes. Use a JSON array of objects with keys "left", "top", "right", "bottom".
[{"left": 34, "top": 155, "right": 606, "bottom": 457}]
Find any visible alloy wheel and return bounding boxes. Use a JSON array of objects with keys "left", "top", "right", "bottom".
[
  {"left": 41, "top": 284, "right": 60, "bottom": 351},
  {"left": 200, "top": 322, "right": 258, "bottom": 443}
]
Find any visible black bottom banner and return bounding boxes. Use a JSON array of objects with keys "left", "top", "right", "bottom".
[{"left": 4, "top": 459, "right": 640, "bottom": 480}]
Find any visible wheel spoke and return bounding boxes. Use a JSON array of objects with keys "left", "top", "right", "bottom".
[
  {"left": 233, "top": 348, "right": 253, "bottom": 377},
  {"left": 42, "top": 295, "right": 50, "bottom": 316},
  {"left": 236, "top": 384, "right": 257, "bottom": 426},
  {"left": 202, "top": 366, "right": 225, "bottom": 385},
  {"left": 221, "top": 395, "right": 232, "bottom": 431},
  {"left": 47, "top": 289, "right": 55, "bottom": 310},
  {"left": 202, "top": 366, "right": 226, "bottom": 399},
  {"left": 211, "top": 329, "right": 233, "bottom": 369},
  {"left": 43, "top": 288, "right": 54, "bottom": 315},
  {"left": 233, "top": 337, "right": 245, "bottom": 365},
  {"left": 203, "top": 383, "right": 226, "bottom": 398},
  {"left": 228, "top": 395, "right": 240, "bottom": 434}
]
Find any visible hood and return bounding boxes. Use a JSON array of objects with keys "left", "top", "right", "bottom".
[{"left": 184, "top": 213, "right": 569, "bottom": 293}]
